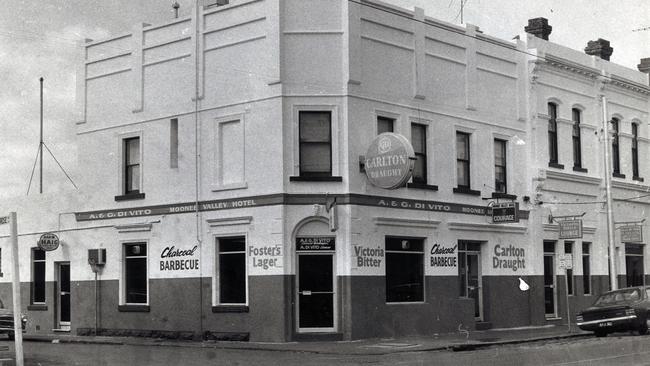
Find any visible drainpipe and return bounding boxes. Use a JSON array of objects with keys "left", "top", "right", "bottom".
[{"left": 601, "top": 95, "right": 618, "bottom": 290}]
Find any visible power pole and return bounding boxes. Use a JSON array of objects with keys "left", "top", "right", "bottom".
[{"left": 601, "top": 95, "right": 618, "bottom": 290}]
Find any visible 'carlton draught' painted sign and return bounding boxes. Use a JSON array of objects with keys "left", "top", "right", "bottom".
[
  {"left": 364, "top": 133, "right": 415, "bottom": 189},
  {"left": 38, "top": 233, "right": 59, "bottom": 251}
]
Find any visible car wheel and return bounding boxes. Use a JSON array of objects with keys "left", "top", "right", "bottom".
[
  {"left": 595, "top": 330, "right": 607, "bottom": 337},
  {"left": 641, "top": 319, "right": 650, "bottom": 336},
  {"left": 7, "top": 332, "right": 14, "bottom": 341}
]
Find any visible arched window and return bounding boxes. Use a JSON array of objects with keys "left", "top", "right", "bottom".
[
  {"left": 572, "top": 108, "right": 582, "bottom": 169},
  {"left": 548, "top": 103, "right": 559, "bottom": 165}
]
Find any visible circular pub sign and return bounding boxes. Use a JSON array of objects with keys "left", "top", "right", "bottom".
[
  {"left": 364, "top": 132, "right": 415, "bottom": 189},
  {"left": 38, "top": 233, "right": 59, "bottom": 251}
]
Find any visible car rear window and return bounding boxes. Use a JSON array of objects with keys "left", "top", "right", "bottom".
[{"left": 595, "top": 289, "right": 641, "bottom": 305}]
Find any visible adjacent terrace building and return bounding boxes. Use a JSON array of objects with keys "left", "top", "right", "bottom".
[{"left": 1, "top": 0, "right": 649, "bottom": 342}]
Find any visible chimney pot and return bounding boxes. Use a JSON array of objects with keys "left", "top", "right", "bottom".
[
  {"left": 638, "top": 58, "right": 650, "bottom": 86},
  {"left": 584, "top": 38, "right": 613, "bottom": 61},
  {"left": 524, "top": 18, "right": 552, "bottom": 40}
]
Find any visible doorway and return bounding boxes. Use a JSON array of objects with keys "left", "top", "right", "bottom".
[
  {"left": 625, "top": 244, "right": 645, "bottom": 287},
  {"left": 56, "top": 262, "right": 71, "bottom": 331},
  {"left": 543, "top": 241, "right": 557, "bottom": 318},
  {"left": 458, "top": 241, "right": 482, "bottom": 320},
  {"left": 297, "top": 252, "right": 336, "bottom": 332}
]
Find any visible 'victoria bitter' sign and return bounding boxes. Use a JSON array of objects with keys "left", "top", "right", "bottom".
[{"left": 364, "top": 133, "right": 415, "bottom": 189}]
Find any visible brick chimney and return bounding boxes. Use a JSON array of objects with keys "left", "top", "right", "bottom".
[
  {"left": 584, "top": 39, "right": 613, "bottom": 61},
  {"left": 638, "top": 58, "right": 650, "bottom": 85},
  {"left": 524, "top": 18, "right": 552, "bottom": 40}
]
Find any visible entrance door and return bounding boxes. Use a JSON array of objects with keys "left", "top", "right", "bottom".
[
  {"left": 625, "top": 244, "right": 645, "bottom": 287},
  {"left": 543, "top": 242, "right": 557, "bottom": 318},
  {"left": 297, "top": 254, "right": 335, "bottom": 332},
  {"left": 458, "top": 241, "right": 482, "bottom": 321},
  {"left": 57, "top": 263, "right": 71, "bottom": 330}
]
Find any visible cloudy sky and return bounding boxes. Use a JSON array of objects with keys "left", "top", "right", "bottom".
[{"left": 1, "top": 0, "right": 648, "bottom": 199}]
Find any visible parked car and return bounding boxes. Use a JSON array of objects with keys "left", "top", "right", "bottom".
[
  {"left": 576, "top": 286, "right": 650, "bottom": 337},
  {"left": 0, "top": 299, "right": 26, "bottom": 340}
]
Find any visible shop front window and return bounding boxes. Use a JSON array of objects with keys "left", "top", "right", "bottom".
[
  {"left": 31, "top": 248, "right": 46, "bottom": 304},
  {"left": 385, "top": 237, "right": 424, "bottom": 303},
  {"left": 217, "top": 236, "right": 247, "bottom": 304},
  {"left": 124, "top": 243, "right": 147, "bottom": 304}
]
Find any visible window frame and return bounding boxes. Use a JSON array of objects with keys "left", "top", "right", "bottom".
[
  {"left": 411, "top": 123, "right": 428, "bottom": 185},
  {"left": 377, "top": 116, "right": 395, "bottom": 135},
  {"left": 548, "top": 103, "right": 559, "bottom": 165},
  {"left": 611, "top": 117, "right": 621, "bottom": 175},
  {"left": 632, "top": 123, "right": 640, "bottom": 179},
  {"left": 456, "top": 131, "right": 471, "bottom": 189},
  {"left": 572, "top": 108, "right": 582, "bottom": 169},
  {"left": 494, "top": 138, "right": 507, "bottom": 194},
  {"left": 212, "top": 113, "right": 247, "bottom": 191},
  {"left": 292, "top": 106, "right": 340, "bottom": 180},
  {"left": 215, "top": 235, "right": 249, "bottom": 306},
  {"left": 31, "top": 248, "right": 46, "bottom": 305},
  {"left": 116, "top": 131, "right": 144, "bottom": 201},
  {"left": 121, "top": 241, "right": 149, "bottom": 306},
  {"left": 564, "top": 242, "right": 574, "bottom": 296},
  {"left": 385, "top": 236, "right": 425, "bottom": 304}
]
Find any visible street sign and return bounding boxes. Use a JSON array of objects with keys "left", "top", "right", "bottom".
[
  {"left": 38, "top": 233, "right": 59, "bottom": 251},
  {"left": 491, "top": 202, "right": 519, "bottom": 223},
  {"left": 558, "top": 254, "right": 573, "bottom": 270},
  {"left": 620, "top": 225, "right": 643, "bottom": 243},
  {"left": 559, "top": 219, "right": 583, "bottom": 239}
]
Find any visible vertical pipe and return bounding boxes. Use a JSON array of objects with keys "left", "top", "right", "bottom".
[
  {"left": 602, "top": 95, "right": 618, "bottom": 290},
  {"left": 10, "top": 212, "right": 24, "bottom": 366},
  {"left": 39, "top": 77, "right": 44, "bottom": 194}
]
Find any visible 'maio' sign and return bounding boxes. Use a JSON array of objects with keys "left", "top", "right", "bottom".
[
  {"left": 38, "top": 233, "right": 59, "bottom": 251},
  {"left": 364, "top": 133, "right": 415, "bottom": 189}
]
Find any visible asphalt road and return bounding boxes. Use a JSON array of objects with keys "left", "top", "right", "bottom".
[{"left": 0, "top": 334, "right": 650, "bottom": 365}]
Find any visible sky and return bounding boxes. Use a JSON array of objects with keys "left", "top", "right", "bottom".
[{"left": 0, "top": 0, "right": 648, "bottom": 199}]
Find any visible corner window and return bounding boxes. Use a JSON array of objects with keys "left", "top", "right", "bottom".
[
  {"left": 582, "top": 243, "right": 591, "bottom": 295},
  {"left": 31, "top": 248, "right": 46, "bottom": 304},
  {"left": 411, "top": 123, "right": 427, "bottom": 184},
  {"left": 217, "top": 237, "right": 247, "bottom": 304},
  {"left": 377, "top": 116, "right": 394, "bottom": 134},
  {"left": 299, "top": 111, "right": 332, "bottom": 177},
  {"left": 548, "top": 103, "right": 559, "bottom": 165},
  {"left": 612, "top": 118, "right": 620, "bottom": 175},
  {"left": 572, "top": 109, "right": 582, "bottom": 168},
  {"left": 632, "top": 123, "right": 640, "bottom": 179},
  {"left": 385, "top": 237, "right": 424, "bottom": 303},
  {"left": 456, "top": 132, "right": 470, "bottom": 189},
  {"left": 124, "top": 243, "right": 147, "bottom": 304},
  {"left": 494, "top": 139, "right": 507, "bottom": 193}
]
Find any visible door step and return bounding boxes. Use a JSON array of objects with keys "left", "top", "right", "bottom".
[{"left": 475, "top": 322, "right": 492, "bottom": 331}]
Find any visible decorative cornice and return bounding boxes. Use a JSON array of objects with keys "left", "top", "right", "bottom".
[
  {"left": 207, "top": 216, "right": 253, "bottom": 227},
  {"left": 448, "top": 222, "right": 527, "bottom": 234},
  {"left": 545, "top": 170, "right": 602, "bottom": 185},
  {"left": 114, "top": 223, "right": 153, "bottom": 233},
  {"left": 609, "top": 75, "right": 650, "bottom": 96},
  {"left": 542, "top": 55, "right": 599, "bottom": 80},
  {"left": 611, "top": 180, "right": 650, "bottom": 193},
  {"left": 373, "top": 217, "right": 440, "bottom": 229}
]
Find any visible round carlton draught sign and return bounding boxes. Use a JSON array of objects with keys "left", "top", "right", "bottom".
[
  {"left": 38, "top": 233, "right": 59, "bottom": 251},
  {"left": 364, "top": 132, "right": 415, "bottom": 189}
]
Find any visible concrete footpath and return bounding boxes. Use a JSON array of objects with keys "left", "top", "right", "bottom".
[{"left": 19, "top": 325, "right": 592, "bottom": 355}]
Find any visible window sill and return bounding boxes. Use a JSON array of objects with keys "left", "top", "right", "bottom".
[
  {"left": 385, "top": 301, "right": 426, "bottom": 305},
  {"left": 548, "top": 162, "right": 564, "bottom": 170},
  {"left": 27, "top": 304, "right": 47, "bottom": 311},
  {"left": 211, "top": 182, "right": 248, "bottom": 192},
  {"left": 491, "top": 192, "right": 517, "bottom": 200},
  {"left": 115, "top": 193, "right": 145, "bottom": 201},
  {"left": 118, "top": 305, "right": 150, "bottom": 312},
  {"left": 289, "top": 176, "right": 343, "bottom": 182},
  {"left": 572, "top": 166, "right": 588, "bottom": 173},
  {"left": 633, "top": 176, "right": 645, "bottom": 182},
  {"left": 212, "top": 305, "right": 249, "bottom": 313},
  {"left": 407, "top": 183, "right": 438, "bottom": 191},
  {"left": 613, "top": 172, "right": 626, "bottom": 179},
  {"left": 453, "top": 187, "right": 481, "bottom": 196}
]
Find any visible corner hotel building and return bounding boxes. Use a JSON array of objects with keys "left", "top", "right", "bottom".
[{"left": 1, "top": 0, "right": 649, "bottom": 341}]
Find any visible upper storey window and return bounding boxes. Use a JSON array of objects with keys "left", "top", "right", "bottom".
[
  {"left": 611, "top": 118, "right": 622, "bottom": 177},
  {"left": 632, "top": 123, "right": 641, "bottom": 180},
  {"left": 116, "top": 135, "right": 145, "bottom": 201},
  {"left": 299, "top": 111, "right": 332, "bottom": 178},
  {"left": 572, "top": 109, "right": 583, "bottom": 170},
  {"left": 548, "top": 103, "right": 559, "bottom": 167}
]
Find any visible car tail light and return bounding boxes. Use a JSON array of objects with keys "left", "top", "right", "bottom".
[
  {"left": 576, "top": 315, "right": 583, "bottom": 322},
  {"left": 626, "top": 308, "right": 636, "bottom": 316}
]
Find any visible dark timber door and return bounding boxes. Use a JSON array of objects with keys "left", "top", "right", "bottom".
[
  {"left": 58, "top": 262, "right": 71, "bottom": 330},
  {"left": 297, "top": 254, "right": 335, "bottom": 331}
]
